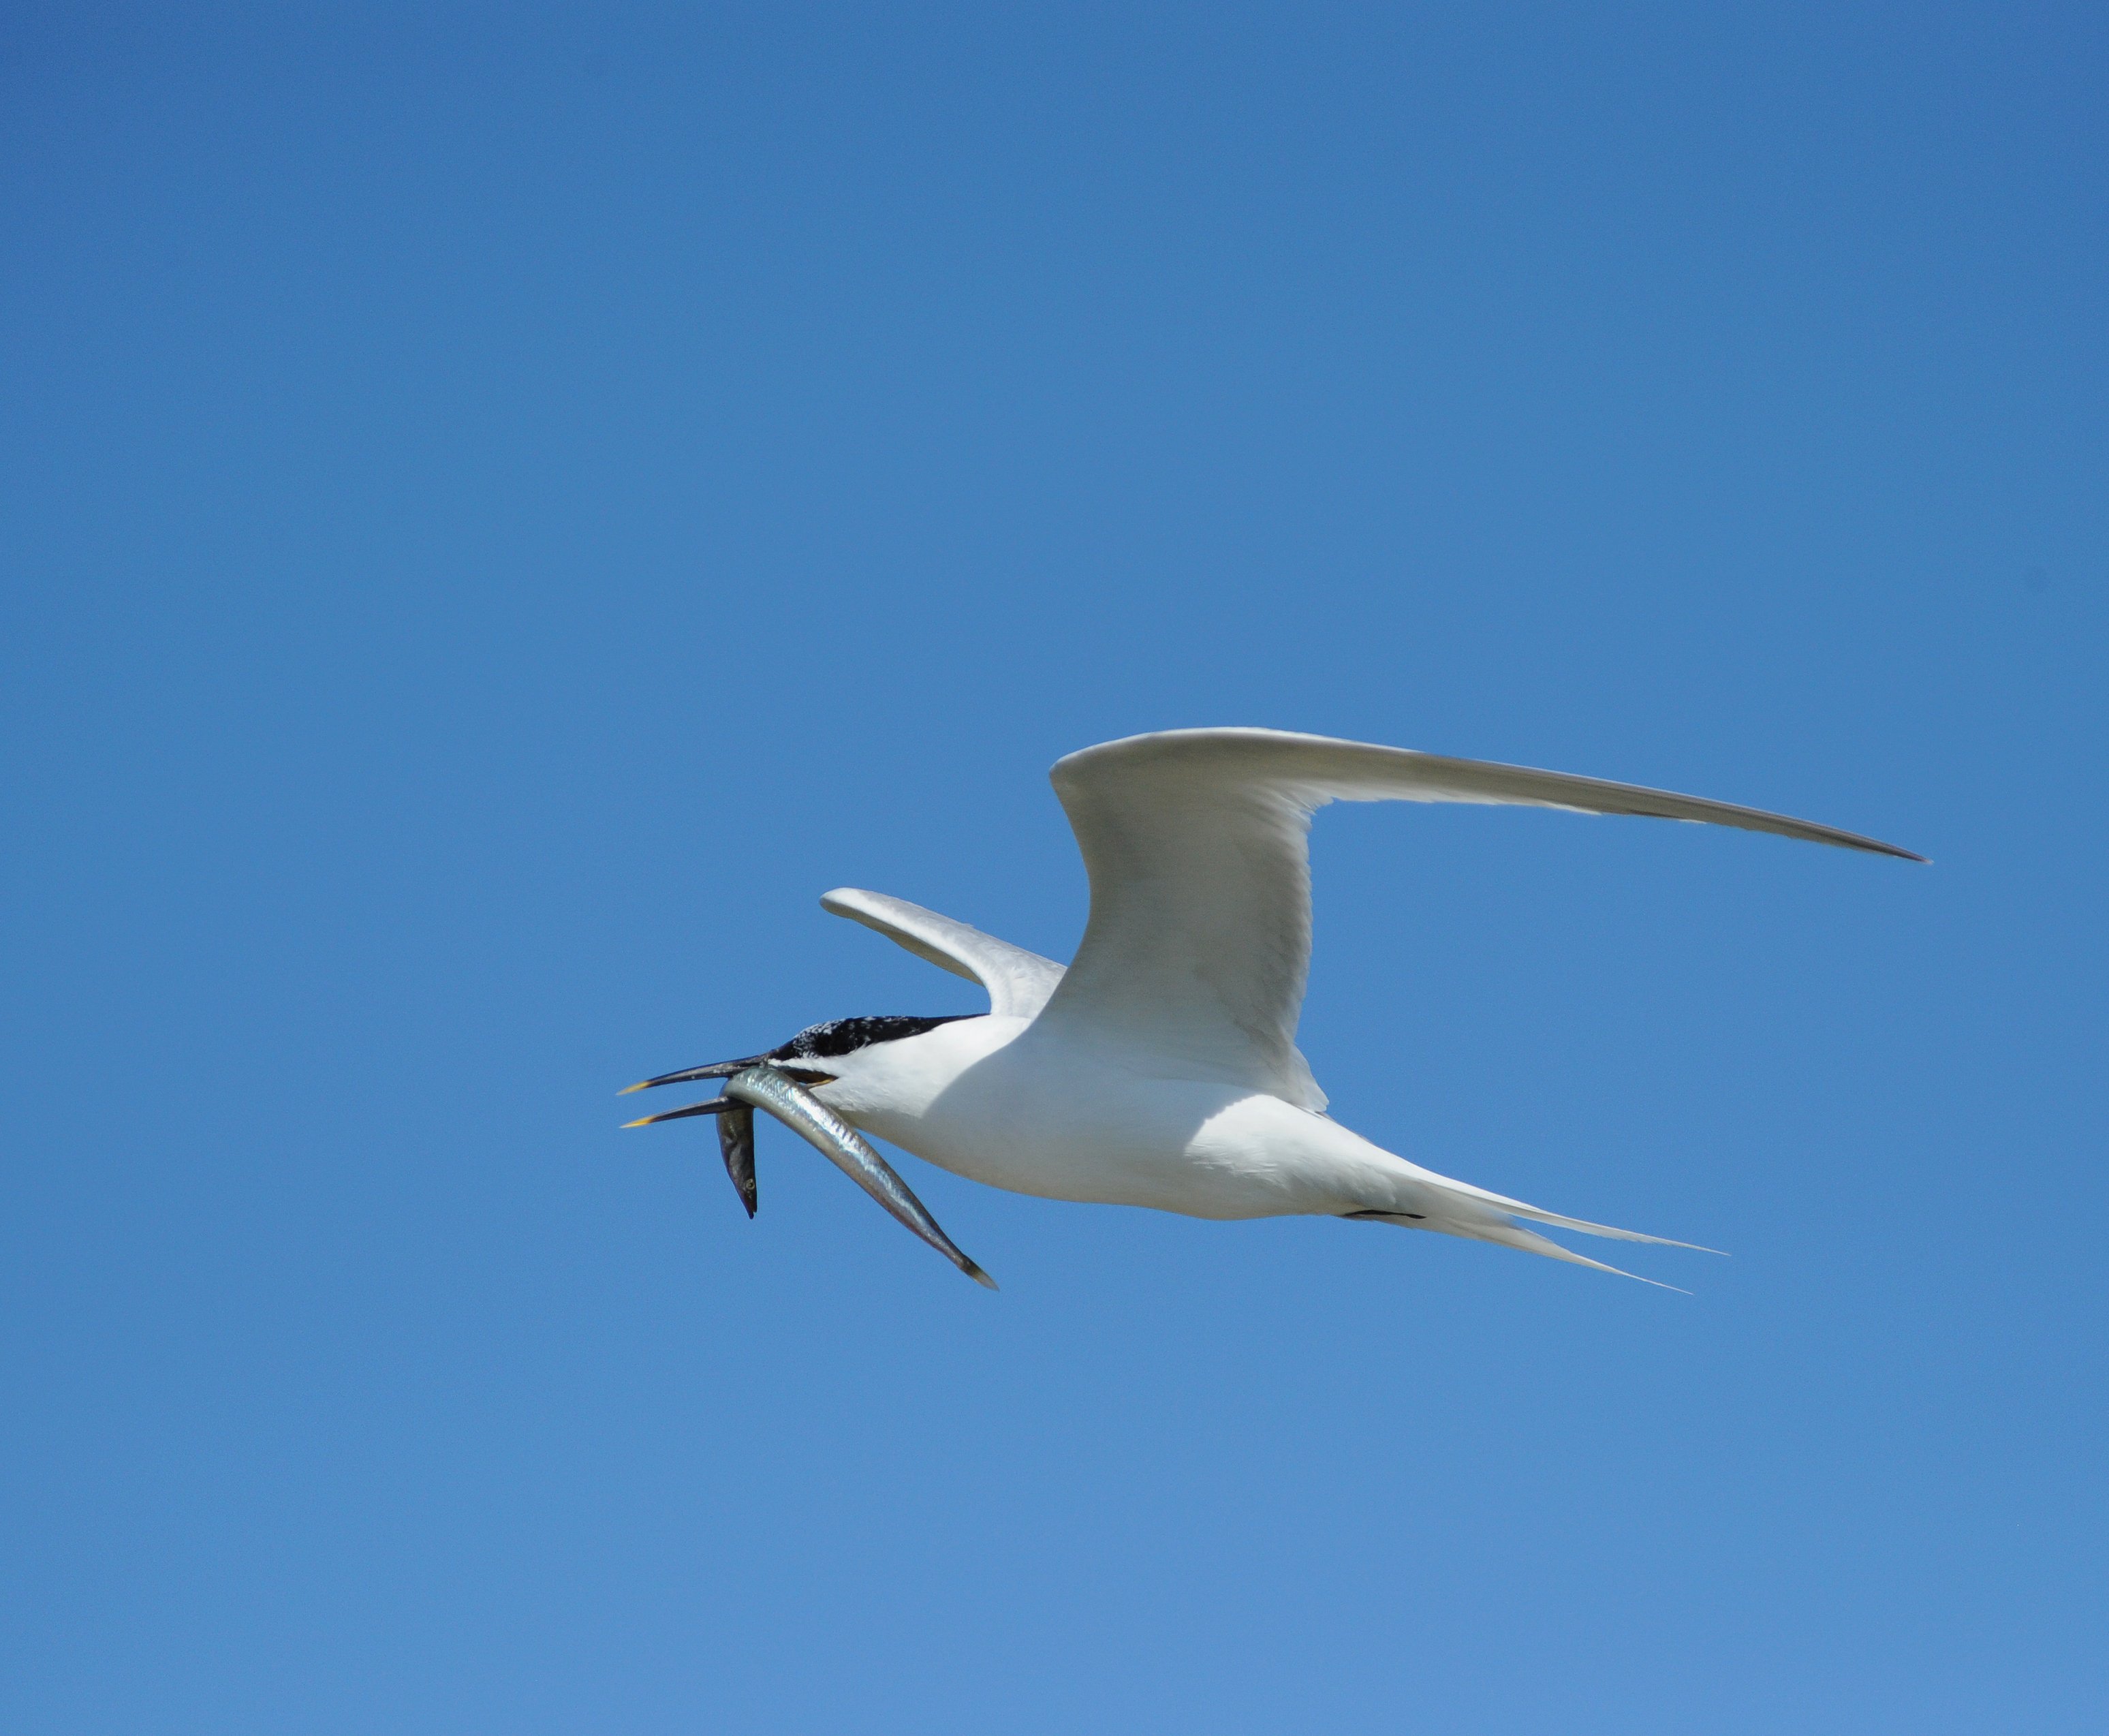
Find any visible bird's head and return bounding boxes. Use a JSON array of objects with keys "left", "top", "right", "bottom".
[
  {"left": 616, "top": 1012, "right": 995, "bottom": 1287},
  {"left": 619, "top": 1012, "right": 978, "bottom": 1101}
]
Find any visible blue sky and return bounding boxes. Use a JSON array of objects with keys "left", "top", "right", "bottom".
[{"left": 2, "top": 5, "right": 2103, "bottom": 1731}]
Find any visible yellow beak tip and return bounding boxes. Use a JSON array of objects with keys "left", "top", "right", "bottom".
[
  {"left": 618, "top": 1081, "right": 649, "bottom": 1096},
  {"left": 621, "top": 1117, "right": 653, "bottom": 1129}
]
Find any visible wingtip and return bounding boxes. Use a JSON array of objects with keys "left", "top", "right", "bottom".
[{"left": 1821, "top": 833, "right": 1927, "bottom": 863}]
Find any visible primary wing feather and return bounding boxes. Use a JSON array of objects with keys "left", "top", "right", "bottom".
[{"left": 1037, "top": 728, "right": 1922, "bottom": 1109}]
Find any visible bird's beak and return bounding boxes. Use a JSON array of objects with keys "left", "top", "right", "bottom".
[
  {"left": 617, "top": 1055, "right": 768, "bottom": 1096},
  {"left": 621, "top": 1096, "right": 738, "bottom": 1128}
]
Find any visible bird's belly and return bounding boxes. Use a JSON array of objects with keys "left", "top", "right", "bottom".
[{"left": 846, "top": 1059, "right": 1363, "bottom": 1220}]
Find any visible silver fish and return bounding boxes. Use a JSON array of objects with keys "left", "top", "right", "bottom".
[{"left": 723, "top": 1065, "right": 996, "bottom": 1288}]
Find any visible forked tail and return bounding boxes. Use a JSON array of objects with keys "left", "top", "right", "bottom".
[{"left": 1345, "top": 1177, "right": 1723, "bottom": 1290}]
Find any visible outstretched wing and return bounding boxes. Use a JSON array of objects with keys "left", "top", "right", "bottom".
[
  {"left": 821, "top": 887, "right": 1066, "bottom": 1019},
  {"left": 1037, "top": 728, "right": 1924, "bottom": 1110}
]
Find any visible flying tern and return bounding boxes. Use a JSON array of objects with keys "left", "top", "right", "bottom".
[{"left": 623, "top": 728, "right": 1922, "bottom": 1288}]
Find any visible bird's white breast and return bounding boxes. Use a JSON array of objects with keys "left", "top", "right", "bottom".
[{"left": 811, "top": 1015, "right": 1392, "bottom": 1220}]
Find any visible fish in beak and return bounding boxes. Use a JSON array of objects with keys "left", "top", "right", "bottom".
[
  {"left": 620, "top": 1056, "right": 995, "bottom": 1289},
  {"left": 619, "top": 1059, "right": 761, "bottom": 1215}
]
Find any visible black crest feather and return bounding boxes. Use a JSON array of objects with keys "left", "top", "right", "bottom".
[{"left": 768, "top": 1014, "right": 979, "bottom": 1061}]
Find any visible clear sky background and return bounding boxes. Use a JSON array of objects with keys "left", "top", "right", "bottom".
[{"left": 3, "top": 5, "right": 2103, "bottom": 1731}]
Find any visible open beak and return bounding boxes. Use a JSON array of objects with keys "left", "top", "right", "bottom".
[{"left": 619, "top": 1062, "right": 995, "bottom": 1288}]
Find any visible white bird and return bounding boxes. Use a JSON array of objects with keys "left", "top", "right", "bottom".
[{"left": 623, "top": 728, "right": 1922, "bottom": 1288}]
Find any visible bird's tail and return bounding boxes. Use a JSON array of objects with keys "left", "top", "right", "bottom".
[{"left": 1348, "top": 1173, "right": 1722, "bottom": 1290}]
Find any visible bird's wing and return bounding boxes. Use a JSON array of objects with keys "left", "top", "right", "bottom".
[
  {"left": 1038, "top": 728, "right": 1924, "bottom": 1110},
  {"left": 821, "top": 887, "right": 1066, "bottom": 1019}
]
